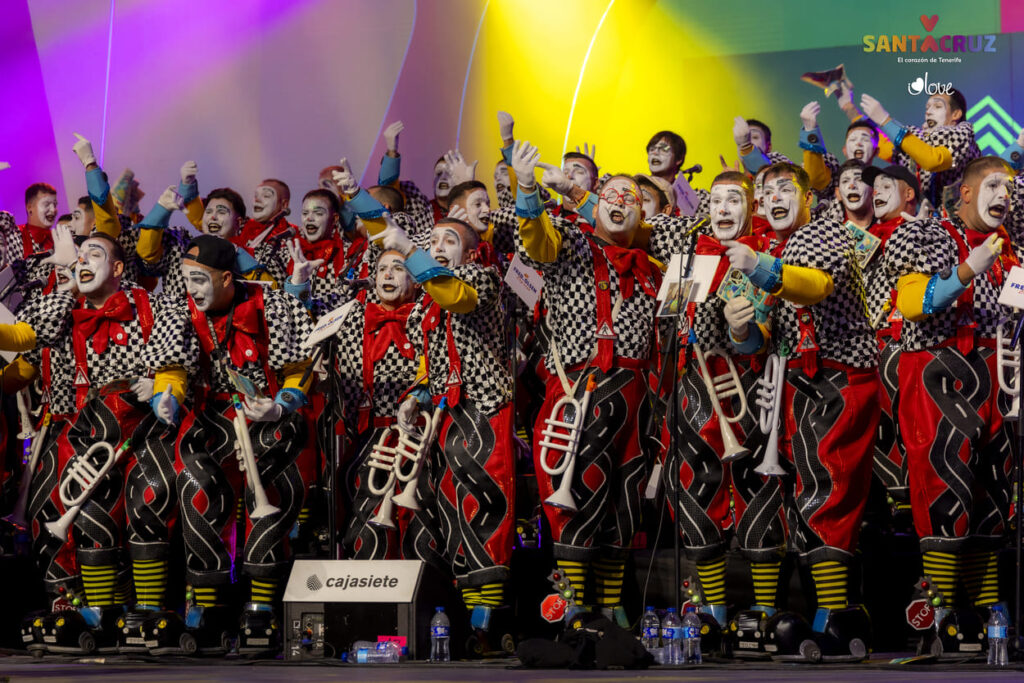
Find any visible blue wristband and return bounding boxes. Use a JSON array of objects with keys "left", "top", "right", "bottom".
[
  {"left": 516, "top": 187, "right": 545, "bottom": 219},
  {"left": 274, "top": 387, "right": 307, "bottom": 413},
  {"left": 576, "top": 192, "right": 597, "bottom": 225},
  {"left": 500, "top": 143, "right": 514, "bottom": 166},
  {"left": 378, "top": 154, "right": 400, "bottom": 186},
  {"left": 139, "top": 203, "right": 172, "bottom": 230},
  {"left": 730, "top": 324, "right": 764, "bottom": 355},
  {"left": 177, "top": 180, "right": 199, "bottom": 205},
  {"left": 798, "top": 126, "right": 827, "bottom": 155},
  {"left": 923, "top": 270, "right": 967, "bottom": 315},
  {"left": 346, "top": 188, "right": 385, "bottom": 218},
  {"left": 881, "top": 119, "right": 909, "bottom": 149},
  {"left": 405, "top": 248, "right": 453, "bottom": 283},
  {"left": 746, "top": 252, "right": 783, "bottom": 292},
  {"left": 283, "top": 279, "right": 312, "bottom": 307},
  {"left": 1001, "top": 142, "right": 1024, "bottom": 172},
  {"left": 150, "top": 391, "right": 180, "bottom": 426},
  {"left": 86, "top": 167, "right": 110, "bottom": 205}
]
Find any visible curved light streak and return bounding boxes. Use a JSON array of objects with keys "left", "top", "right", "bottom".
[
  {"left": 562, "top": 0, "right": 615, "bottom": 158},
  {"left": 99, "top": 0, "right": 116, "bottom": 166},
  {"left": 455, "top": 0, "right": 491, "bottom": 148}
]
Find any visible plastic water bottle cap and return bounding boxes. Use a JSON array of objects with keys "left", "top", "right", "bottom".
[
  {"left": 436, "top": 606, "right": 445, "bottom": 612},
  {"left": 645, "top": 606, "right": 654, "bottom": 611},
  {"left": 667, "top": 607, "right": 677, "bottom": 612}
]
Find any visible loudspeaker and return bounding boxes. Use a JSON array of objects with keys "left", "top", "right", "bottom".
[{"left": 282, "top": 559, "right": 464, "bottom": 660}]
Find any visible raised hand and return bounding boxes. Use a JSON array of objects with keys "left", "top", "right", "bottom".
[
  {"left": 286, "top": 238, "right": 325, "bottom": 285},
  {"left": 733, "top": 116, "right": 751, "bottom": 148},
  {"left": 378, "top": 213, "right": 413, "bottom": 256},
  {"left": 510, "top": 140, "right": 541, "bottom": 190},
  {"left": 383, "top": 121, "right": 404, "bottom": 154},
  {"left": 180, "top": 160, "right": 198, "bottom": 185},
  {"left": 444, "top": 150, "right": 477, "bottom": 185},
  {"left": 447, "top": 205, "right": 470, "bottom": 222},
  {"left": 72, "top": 133, "right": 97, "bottom": 168},
  {"left": 859, "top": 93, "right": 891, "bottom": 124},
  {"left": 43, "top": 223, "right": 78, "bottom": 267},
  {"left": 497, "top": 111, "right": 515, "bottom": 144},
  {"left": 537, "top": 162, "right": 573, "bottom": 195},
  {"left": 156, "top": 185, "right": 183, "bottom": 211},
  {"left": 722, "top": 240, "right": 758, "bottom": 275},
  {"left": 800, "top": 101, "right": 821, "bottom": 131},
  {"left": 331, "top": 158, "right": 360, "bottom": 196},
  {"left": 575, "top": 142, "right": 597, "bottom": 161},
  {"left": 964, "top": 232, "right": 1003, "bottom": 277},
  {"left": 900, "top": 198, "right": 933, "bottom": 223}
]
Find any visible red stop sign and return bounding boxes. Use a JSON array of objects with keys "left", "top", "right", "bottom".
[
  {"left": 905, "top": 598, "right": 935, "bottom": 630},
  {"left": 540, "top": 594, "right": 568, "bottom": 623}
]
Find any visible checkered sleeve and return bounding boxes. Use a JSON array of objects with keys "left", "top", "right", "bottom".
[
  {"left": 16, "top": 291, "right": 74, "bottom": 347},
  {"left": 399, "top": 180, "right": 435, "bottom": 229},
  {"left": 647, "top": 213, "right": 699, "bottom": 265},
  {"left": 0, "top": 211, "right": 19, "bottom": 268},
  {"left": 253, "top": 241, "right": 289, "bottom": 284},
  {"left": 884, "top": 218, "right": 955, "bottom": 281},
  {"left": 490, "top": 204, "right": 518, "bottom": 255},
  {"left": 333, "top": 301, "right": 366, "bottom": 433},
  {"left": 142, "top": 296, "right": 198, "bottom": 373},
  {"left": 497, "top": 184, "right": 514, "bottom": 209},
  {"left": 450, "top": 262, "right": 501, "bottom": 311},
  {"left": 1008, "top": 174, "right": 1024, "bottom": 261},
  {"left": 264, "top": 288, "right": 315, "bottom": 371},
  {"left": 767, "top": 151, "right": 792, "bottom": 165}
]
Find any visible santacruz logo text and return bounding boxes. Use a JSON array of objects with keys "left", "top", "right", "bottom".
[{"left": 863, "top": 14, "right": 996, "bottom": 53}]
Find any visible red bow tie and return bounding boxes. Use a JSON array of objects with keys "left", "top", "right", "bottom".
[
  {"left": 191, "top": 294, "right": 265, "bottom": 367},
  {"left": 289, "top": 235, "right": 344, "bottom": 277},
  {"left": 965, "top": 224, "right": 1018, "bottom": 286},
  {"left": 364, "top": 303, "right": 415, "bottom": 363},
  {"left": 602, "top": 245, "right": 659, "bottom": 299},
  {"left": 24, "top": 224, "right": 53, "bottom": 253},
  {"left": 696, "top": 233, "right": 766, "bottom": 289},
  {"left": 72, "top": 291, "right": 133, "bottom": 353},
  {"left": 870, "top": 216, "right": 903, "bottom": 245}
]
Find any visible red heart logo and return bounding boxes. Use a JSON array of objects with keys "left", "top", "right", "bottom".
[{"left": 920, "top": 14, "right": 939, "bottom": 32}]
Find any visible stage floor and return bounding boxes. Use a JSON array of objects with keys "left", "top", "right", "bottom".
[{"left": 2, "top": 655, "right": 1024, "bottom": 682}]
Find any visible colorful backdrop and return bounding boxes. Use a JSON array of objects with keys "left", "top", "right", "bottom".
[{"left": 2, "top": 0, "right": 1021, "bottom": 221}]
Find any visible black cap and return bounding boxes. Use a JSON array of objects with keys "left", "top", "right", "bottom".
[
  {"left": 863, "top": 164, "right": 920, "bottom": 203},
  {"left": 185, "top": 234, "right": 237, "bottom": 272}
]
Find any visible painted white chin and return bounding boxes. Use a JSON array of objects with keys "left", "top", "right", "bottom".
[
  {"left": 376, "top": 282, "right": 406, "bottom": 303},
  {"left": 472, "top": 214, "right": 490, "bottom": 233},
  {"left": 253, "top": 205, "right": 271, "bottom": 221},
  {"left": 435, "top": 183, "right": 450, "bottom": 198},
  {"left": 649, "top": 157, "right": 666, "bottom": 171},
  {"left": 190, "top": 294, "right": 211, "bottom": 311},
  {"left": 711, "top": 219, "right": 742, "bottom": 241},
  {"left": 304, "top": 224, "right": 327, "bottom": 241},
  {"left": 601, "top": 207, "right": 635, "bottom": 233},
  {"left": 767, "top": 205, "right": 795, "bottom": 231},
  {"left": 873, "top": 196, "right": 898, "bottom": 219},
  {"left": 981, "top": 202, "right": 1008, "bottom": 229},
  {"left": 844, "top": 192, "right": 868, "bottom": 211}
]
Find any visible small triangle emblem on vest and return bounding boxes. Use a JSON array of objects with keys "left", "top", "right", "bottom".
[
  {"left": 796, "top": 329, "right": 818, "bottom": 352},
  {"left": 74, "top": 368, "right": 89, "bottom": 386},
  {"left": 596, "top": 322, "right": 616, "bottom": 339},
  {"left": 446, "top": 368, "right": 461, "bottom": 386},
  {"left": 360, "top": 395, "right": 372, "bottom": 408}
]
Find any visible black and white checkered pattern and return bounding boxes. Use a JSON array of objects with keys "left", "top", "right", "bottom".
[
  {"left": 516, "top": 212, "right": 660, "bottom": 371},
  {"left": 413, "top": 263, "right": 511, "bottom": 415},
  {"left": 647, "top": 212, "right": 702, "bottom": 266},
  {"left": 140, "top": 297, "right": 198, "bottom": 377},
  {"left": 812, "top": 151, "right": 841, "bottom": 218},
  {"left": 496, "top": 184, "right": 514, "bottom": 209},
  {"left": 398, "top": 180, "right": 436, "bottom": 231},
  {"left": 18, "top": 299, "right": 76, "bottom": 416},
  {"left": 771, "top": 217, "right": 878, "bottom": 368},
  {"left": 1005, "top": 173, "right": 1024, "bottom": 261},
  {"left": 0, "top": 211, "right": 57, "bottom": 309},
  {"left": 489, "top": 204, "right": 518, "bottom": 257},
  {"left": 892, "top": 121, "right": 980, "bottom": 206},
  {"left": 884, "top": 215, "right": 1010, "bottom": 352}
]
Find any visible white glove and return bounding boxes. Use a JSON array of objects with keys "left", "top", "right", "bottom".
[
  {"left": 43, "top": 224, "right": 78, "bottom": 267},
  {"left": 155, "top": 384, "right": 177, "bottom": 425},
  {"left": 574, "top": 143, "right": 597, "bottom": 161},
  {"left": 900, "top": 199, "right": 932, "bottom": 223},
  {"left": 733, "top": 116, "right": 751, "bottom": 148},
  {"left": 497, "top": 111, "right": 514, "bottom": 143},
  {"left": 859, "top": 93, "right": 890, "bottom": 124},
  {"left": 722, "top": 240, "right": 759, "bottom": 275},
  {"left": 242, "top": 395, "right": 284, "bottom": 422},
  {"left": 72, "top": 133, "right": 96, "bottom": 167},
  {"left": 537, "top": 162, "right": 573, "bottom": 195},
  {"left": 377, "top": 213, "right": 414, "bottom": 255},
  {"left": 443, "top": 150, "right": 477, "bottom": 186},
  {"left": 964, "top": 232, "right": 1004, "bottom": 277},
  {"left": 397, "top": 396, "right": 421, "bottom": 435},
  {"left": 130, "top": 377, "right": 155, "bottom": 402},
  {"left": 286, "top": 238, "right": 325, "bottom": 286},
  {"left": 156, "top": 185, "right": 182, "bottom": 211},
  {"left": 0, "top": 162, "right": 10, "bottom": 172},
  {"left": 180, "top": 160, "right": 198, "bottom": 185},
  {"left": 800, "top": 101, "right": 820, "bottom": 131},
  {"left": 723, "top": 297, "right": 755, "bottom": 336},
  {"left": 383, "top": 121, "right": 404, "bottom": 153},
  {"left": 510, "top": 140, "right": 540, "bottom": 189},
  {"left": 447, "top": 205, "right": 470, "bottom": 223},
  {"left": 331, "top": 158, "right": 360, "bottom": 196},
  {"left": 837, "top": 81, "right": 854, "bottom": 110}
]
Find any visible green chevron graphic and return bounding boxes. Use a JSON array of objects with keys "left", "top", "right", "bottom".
[{"left": 967, "top": 95, "right": 1021, "bottom": 155}]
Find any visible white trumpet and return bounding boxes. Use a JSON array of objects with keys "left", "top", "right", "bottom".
[
  {"left": 996, "top": 319, "right": 1021, "bottom": 419},
  {"left": 46, "top": 439, "right": 127, "bottom": 539},
  {"left": 232, "top": 395, "right": 280, "bottom": 520},
  {"left": 368, "top": 401, "right": 447, "bottom": 528},
  {"left": 15, "top": 389, "right": 37, "bottom": 440},
  {"left": 754, "top": 353, "right": 787, "bottom": 476},
  {"left": 539, "top": 375, "right": 597, "bottom": 512},
  {"left": 692, "top": 343, "right": 750, "bottom": 461},
  {"left": 4, "top": 413, "right": 50, "bottom": 528}
]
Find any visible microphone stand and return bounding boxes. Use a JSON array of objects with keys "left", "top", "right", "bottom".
[
  {"left": 299, "top": 337, "right": 340, "bottom": 559},
  {"left": 1011, "top": 314, "right": 1024, "bottom": 656}
]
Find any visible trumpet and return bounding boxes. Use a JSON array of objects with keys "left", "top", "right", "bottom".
[
  {"left": 15, "top": 389, "right": 37, "bottom": 440},
  {"left": 368, "top": 400, "right": 447, "bottom": 528},
  {"left": 232, "top": 395, "right": 280, "bottom": 520},
  {"left": 996, "top": 319, "right": 1021, "bottom": 419},
  {"left": 539, "top": 375, "right": 597, "bottom": 512},
  {"left": 754, "top": 353, "right": 787, "bottom": 476},
  {"left": 5, "top": 412, "right": 51, "bottom": 529},
  {"left": 46, "top": 439, "right": 130, "bottom": 539},
  {"left": 692, "top": 343, "right": 750, "bottom": 461}
]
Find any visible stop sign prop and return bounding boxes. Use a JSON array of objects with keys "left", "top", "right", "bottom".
[{"left": 905, "top": 598, "right": 935, "bottom": 630}]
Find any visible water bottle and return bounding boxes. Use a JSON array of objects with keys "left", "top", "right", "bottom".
[
  {"left": 987, "top": 605, "right": 1008, "bottom": 667},
  {"left": 430, "top": 606, "right": 451, "bottom": 662},
  {"left": 640, "top": 606, "right": 661, "bottom": 652},
  {"left": 345, "top": 640, "right": 400, "bottom": 663},
  {"left": 682, "top": 606, "right": 702, "bottom": 664},
  {"left": 661, "top": 607, "right": 682, "bottom": 665}
]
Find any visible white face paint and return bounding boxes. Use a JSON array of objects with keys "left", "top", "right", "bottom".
[
  {"left": 459, "top": 188, "right": 491, "bottom": 234},
  {"left": 71, "top": 204, "right": 93, "bottom": 237},
  {"left": 975, "top": 171, "right": 1011, "bottom": 230},
  {"left": 748, "top": 126, "right": 768, "bottom": 153},
  {"left": 640, "top": 187, "right": 658, "bottom": 221},
  {"left": 54, "top": 263, "right": 76, "bottom": 293},
  {"left": 374, "top": 252, "right": 414, "bottom": 305},
  {"left": 924, "top": 95, "right": 951, "bottom": 129},
  {"left": 429, "top": 225, "right": 465, "bottom": 268},
  {"left": 562, "top": 159, "right": 595, "bottom": 192},
  {"left": 647, "top": 139, "right": 675, "bottom": 175},
  {"left": 300, "top": 196, "right": 333, "bottom": 241},
  {"left": 252, "top": 184, "right": 281, "bottom": 222},
  {"left": 75, "top": 238, "right": 113, "bottom": 294},
  {"left": 596, "top": 177, "right": 642, "bottom": 237},
  {"left": 871, "top": 176, "right": 902, "bottom": 219},
  {"left": 843, "top": 129, "right": 876, "bottom": 163},
  {"left": 182, "top": 264, "right": 216, "bottom": 311},
  {"left": 753, "top": 171, "right": 768, "bottom": 218},
  {"left": 709, "top": 183, "right": 749, "bottom": 241},
  {"left": 202, "top": 198, "right": 240, "bottom": 238},
  {"left": 838, "top": 168, "right": 871, "bottom": 212},
  {"left": 433, "top": 161, "right": 452, "bottom": 199},
  {"left": 494, "top": 161, "right": 510, "bottom": 195},
  {"left": 763, "top": 175, "right": 802, "bottom": 232},
  {"left": 28, "top": 193, "right": 58, "bottom": 228}
]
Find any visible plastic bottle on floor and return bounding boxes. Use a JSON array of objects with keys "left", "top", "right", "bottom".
[
  {"left": 640, "top": 606, "right": 661, "bottom": 652},
  {"left": 682, "top": 606, "right": 702, "bottom": 664},
  {"left": 987, "top": 605, "right": 1008, "bottom": 667},
  {"left": 346, "top": 640, "right": 400, "bottom": 663},
  {"left": 430, "top": 607, "right": 451, "bottom": 662},
  {"left": 661, "top": 607, "right": 682, "bottom": 665}
]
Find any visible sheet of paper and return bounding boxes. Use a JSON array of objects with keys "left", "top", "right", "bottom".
[
  {"left": 504, "top": 253, "right": 544, "bottom": 309},
  {"left": 672, "top": 173, "right": 700, "bottom": 217}
]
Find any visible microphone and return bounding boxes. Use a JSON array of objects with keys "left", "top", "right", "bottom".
[
  {"left": 680, "top": 164, "right": 702, "bottom": 176},
  {"left": 269, "top": 227, "right": 297, "bottom": 247}
]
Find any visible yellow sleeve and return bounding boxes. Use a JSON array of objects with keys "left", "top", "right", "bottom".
[
  {"left": 519, "top": 211, "right": 562, "bottom": 263},
  {"left": 242, "top": 270, "right": 279, "bottom": 289},
  {"left": 898, "top": 134, "right": 953, "bottom": 172},
  {"left": 803, "top": 150, "right": 831, "bottom": 192},
  {"left": 153, "top": 366, "right": 188, "bottom": 404},
  {"left": 184, "top": 197, "right": 204, "bottom": 232},
  {"left": 282, "top": 360, "right": 314, "bottom": 394},
  {"left": 0, "top": 322, "right": 37, "bottom": 353},
  {"left": 895, "top": 272, "right": 931, "bottom": 322},
  {"left": 772, "top": 265, "right": 834, "bottom": 307},
  {"left": 1, "top": 355, "right": 38, "bottom": 392},
  {"left": 137, "top": 228, "right": 164, "bottom": 263},
  {"left": 422, "top": 277, "right": 479, "bottom": 314},
  {"left": 92, "top": 194, "right": 122, "bottom": 239},
  {"left": 877, "top": 135, "right": 895, "bottom": 162}
]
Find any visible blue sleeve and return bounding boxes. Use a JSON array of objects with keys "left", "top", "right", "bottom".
[
  {"left": 923, "top": 270, "right": 967, "bottom": 315},
  {"left": 339, "top": 203, "right": 356, "bottom": 233},
  {"left": 150, "top": 391, "right": 180, "bottom": 426},
  {"left": 283, "top": 279, "right": 312, "bottom": 308},
  {"left": 881, "top": 119, "right": 909, "bottom": 148},
  {"left": 86, "top": 167, "right": 110, "bottom": 205},
  {"left": 234, "top": 246, "right": 261, "bottom": 274},
  {"left": 139, "top": 203, "right": 172, "bottom": 230},
  {"left": 741, "top": 147, "right": 771, "bottom": 174},
  {"left": 1000, "top": 142, "right": 1024, "bottom": 172},
  {"left": 274, "top": 387, "right": 307, "bottom": 413},
  {"left": 177, "top": 180, "right": 199, "bottom": 205},
  {"left": 516, "top": 188, "right": 545, "bottom": 219},
  {"left": 404, "top": 247, "right": 454, "bottom": 284},
  {"left": 576, "top": 192, "right": 597, "bottom": 225},
  {"left": 745, "top": 252, "right": 783, "bottom": 293},
  {"left": 730, "top": 323, "right": 764, "bottom": 355},
  {"left": 345, "top": 188, "right": 385, "bottom": 219},
  {"left": 500, "top": 143, "right": 513, "bottom": 166},
  {"left": 378, "top": 154, "right": 401, "bottom": 186},
  {"left": 798, "top": 126, "right": 827, "bottom": 155},
  {"left": 410, "top": 385, "right": 432, "bottom": 406}
]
